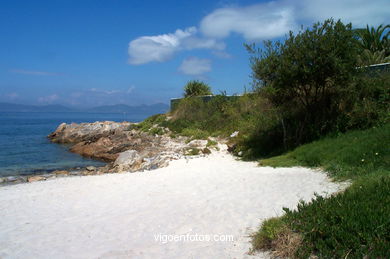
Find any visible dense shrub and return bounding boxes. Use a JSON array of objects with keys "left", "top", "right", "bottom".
[
  {"left": 347, "top": 71, "right": 390, "bottom": 129},
  {"left": 244, "top": 19, "right": 389, "bottom": 157},
  {"left": 183, "top": 80, "right": 212, "bottom": 97}
]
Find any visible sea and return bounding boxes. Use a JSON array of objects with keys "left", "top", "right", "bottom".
[{"left": 0, "top": 112, "right": 149, "bottom": 177}]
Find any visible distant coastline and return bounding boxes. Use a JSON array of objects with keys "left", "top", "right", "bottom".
[{"left": 0, "top": 102, "right": 169, "bottom": 114}]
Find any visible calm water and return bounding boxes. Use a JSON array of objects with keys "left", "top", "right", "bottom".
[{"left": 0, "top": 112, "right": 148, "bottom": 177}]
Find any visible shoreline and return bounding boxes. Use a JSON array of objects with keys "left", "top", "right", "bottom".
[
  {"left": 1, "top": 120, "right": 221, "bottom": 186},
  {"left": 0, "top": 153, "right": 207, "bottom": 186},
  {"left": 0, "top": 150, "right": 347, "bottom": 258}
]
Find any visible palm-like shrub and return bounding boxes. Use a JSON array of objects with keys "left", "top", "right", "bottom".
[
  {"left": 183, "top": 80, "right": 212, "bottom": 98},
  {"left": 357, "top": 49, "right": 390, "bottom": 66},
  {"left": 355, "top": 24, "right": 390, "bottom": 65}
]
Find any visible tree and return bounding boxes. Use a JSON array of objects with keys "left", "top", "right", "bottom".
[
  {"left": 357, "top": 49, "right": 390, "bottom": 66},
  {"left": 247, "top": 19, "right": 360, "bottom": 147},
  {"left": 355, "top": 24, "right": 390, "bottom": 65},
  {"left": 183, "top": 80, "right": 212, "bottom": 98},
  {"left": 355, "top": 24, "right": 389, "bottom": 55}
]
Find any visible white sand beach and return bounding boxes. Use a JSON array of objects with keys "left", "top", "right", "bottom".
[{"left": 0, "top": 149, "right": 346, "bottom": 259}]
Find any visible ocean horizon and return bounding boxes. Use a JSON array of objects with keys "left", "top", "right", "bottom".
[{"left": 0, "top": 112, "right": 150, "bottom": 177}]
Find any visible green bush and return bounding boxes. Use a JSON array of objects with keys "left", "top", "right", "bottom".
[
  {"left": 252, "top": 217, "right": 287, "bottom": 250},
  {"left": 134, "top": 114, "right": 167, "bottom": 132},
  {"left": 183, "top": 80, "right": 212, "bottom": 98},
  {"left": 168, "top": 93, "right": 269, "bottom": 139},
  {"left": 243, "top": 19, "right": 389, "bottom": 158},
  {"left": 247, "top": 19, "right": 359, "bottom": 149},
  {"left": 284, "top": 176, "right": 390, "bottom": 258},
  {"left": 181, "top": 128, "right": 209, "bottom": 140}
]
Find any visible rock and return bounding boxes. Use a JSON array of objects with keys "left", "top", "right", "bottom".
[
  {"left": 53, "top": 170, "right": 69, "bottom": 176},
  {"left": 238, "top": 151, "right": 243, "bottom": 157},
  {"left": 86, "top": 166, "right": 96, "bottom": 171},
  {"left": 27, "top": 175, "right": 46, "bottom": 183},
  {"left": 70, "top": 137, "right": 118, "bottom": 162},
  {"left": 82, "top": 170, "right": 94, "bottom": 175},
  {"left": 48, "top": 121, "right": 213, "bottom": 174},
  {"left": 227, "top": 143, "right": 237, "bottom": 153},
  {"left": 0, "top": 177, "right": 4, "bottom": 183},
  {"left": 114, "top": 150, "right": 143, "bottom": 172},
  {"left": 6, "top": 176, "right": 18, "bottom": 182},
  {"left": 188, "top": 139, "right": 208, "bottom": 148},
  {"left": 142, "top": 154, "right": 171, "bottom": 170},
  {"left": 48, "top": 121, "right": 132, "bottom": 144},
  {"left": 69, "top": 171, "right": 82, "bottom": 176},
  {"left": 230, "top": 131, "right": 239, "bottom": 138}
]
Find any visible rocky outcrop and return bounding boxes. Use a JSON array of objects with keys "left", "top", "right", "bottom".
[
  {"left": 48, "top": 121, "right": 218, "bottom": 174},
  {"left": 48, "top": 121, "right": 132, "bottom": 144},
  {"left": 0, "top": 122, "right": 223, "bottom": 186}
]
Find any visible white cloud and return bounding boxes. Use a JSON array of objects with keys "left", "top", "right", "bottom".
[
  {"left": 38, "top": 94, "right": 59, "bottom": 104},
  {"left": 200, "top": 2, "right": 296, "bottom": 41},
  {"left": 200, "top": 0, "right": 390, "bottom": 41},
  {"left": 128, "top": 27, "right": 224, "bottom": 65},
  {"left": 9, "top": 69, "right": 61, "bottom": 76},
  {"left": 128, "top": 1, "right": 389, "bottom": 65},
  {"left": 178, "top": 57, "right": 212, "bottom": 76},
  {"left": 299, "top": 0, "right": 390, "bottom": 28}
]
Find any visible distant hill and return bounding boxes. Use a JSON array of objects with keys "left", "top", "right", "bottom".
[
  {"left": 0, "top": 102, "right": 169, "bottom": 114},
  {"left": 85, "top": 103, "right": 169, "bottom": 114},
  {"left": 0, "top": 103, "right": 76, "bottom": 112}
]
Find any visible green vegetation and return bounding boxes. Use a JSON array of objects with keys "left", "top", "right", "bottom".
[
  {"left": 355, "top": 24, "right": 390, "bottom": 65},
  {"left": 252, "top": 217, "right": 301, "bottom": 258},
  {"left": 253, "top": 124, "right": 390, "bottom": 258},
  {"left": 183, "top": 80, "right": 212, "bottom": 97},
  {"left": 132, "top": 113, "right": 167, "bottom": 133},
  {"left": 184, "top": 147, "right": 200, "bottom": 156},
  {"left": 245, "top": 19, "right": 390, "bottom": 258},
  {"left": 142, "top": 93, "right": 273, "bottom": 144},
  {"left": 253, "top": 175, "right": 390, "bottom": 258},
  {"left": 135, "top": 19, "right": 389, "bottom": 257},
  {"left": 244, "top": 19, "right": 389, "bottom": 157},
  {"left": 261, "top": 124, "right": 390, "bottom": 180},
  {"left": 206, "top": 139, "right": 218, "bottom": 147}
]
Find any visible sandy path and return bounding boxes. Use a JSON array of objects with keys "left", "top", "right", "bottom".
[{"left": 0, "top": 151, "right": 344, "bottom": 259}]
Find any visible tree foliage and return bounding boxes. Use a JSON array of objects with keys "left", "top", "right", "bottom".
[
  {"left": 183, "top": 80, "right": 212, "bottom": 98},
  {"left": 247, "top": 19, "right": 360, "bottom": 148},
  {"left": 355, "top": 24, "right": 390, "bottom": 65},
  {"left": 355, "top": 24, "right": 389, "bottom": 55}
]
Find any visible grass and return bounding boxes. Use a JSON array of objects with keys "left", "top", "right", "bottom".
[
  {"left": 134, "top": 94, "right": 271, "bottom": 143},
  {"left": 260, "top": 124, "right": 390, "bottom": 180},
  {"left": 252, "top": 124, "right": 390, "bottom": 258},
  {"left": 167, "top": 93, "right": 272, "bottom": 139}
]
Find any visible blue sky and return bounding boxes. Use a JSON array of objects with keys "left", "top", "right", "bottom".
[{"left": 0, "top": 0, "right": 389, "bottom": 107}]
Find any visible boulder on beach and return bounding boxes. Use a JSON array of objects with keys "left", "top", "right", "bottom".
[
  {"left": 113, "top": 150, "right": 143, "bottom": 172},
  {"left": 27, "top": 176, "right": 46, "bottom": 183}
]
